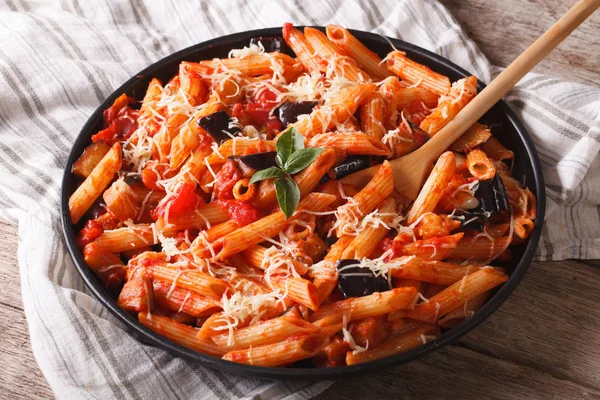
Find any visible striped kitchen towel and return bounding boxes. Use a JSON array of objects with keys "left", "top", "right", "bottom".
[{"left": 0, "top": 0, "right": 598, "bottom": 399}]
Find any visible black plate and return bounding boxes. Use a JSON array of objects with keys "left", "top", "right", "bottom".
[{"left": 61, "top": 27, "right": 546, "bottom": 380}]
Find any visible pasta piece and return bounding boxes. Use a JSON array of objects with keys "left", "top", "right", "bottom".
[
  {"left": 447, "top": 236, "right": 511, "bottom": 260},
  {"left": 437, "top": 292, "right": 491, "bottom": 328},
  {"left": 360, "top": 92, "right": 386, "bottom": 140},
  {"left": 326, "top": 25, "right": 392, "bottom": 80},
  {"left": 308, "top": 132, "right": 392, "bottom": 157},
  {"left": 378, "top": 76, "right": 403, "bottom": 129},
  {"left": 342, "top": 198, "right": 397, "bottom": 259},
  {"left": 155, "top": 203, "right": 230, "bottom": 235},
  {"left": 117, "top": 266, "right": 153, "bottom": 313},
  {"left": 153, "top": 279, "right": 221, "bottom": 317},
  {"left": 386, "top": 51, "right": 451, "bottom": 95},
  {"left": 69, "top": 143, "right": 122, "bottom": 223},
  {"left": 102, "top": 178, "right": 140, "bottom": 222},
  {"left": 271, "top": 277, "right": 319, "bottom": 311},
  {"left": 396, "top": 233, "right": 464, "bottom": 261},
  {"left": 481, "top": 137, "right": 514, "bottom": 161},
  {"left": 72, "top": 141, "right": 111, "bottom": 179},
  {"left": 407, "top": 267, "right": 508, "bottom": 323},
  {"left": 222, "top": 332, "right": 330, "bottom": 366},
  {"left": 92, "top": 223, "right": 156, "bottom": 253},
  {"left": 212, "top": 315, "right": 317, "bottom": 351},
  {"left": 466, "top": 148, "right": 496, "bottom": 180},
  {"left": 419, "top": 76, "right": 477, "bottom": 135},
  {"left": 346, "top": 324, "right": 440, "bottom": 365},
  {"left": 291, "top": 83, "right": 376, "bottom": 138},
  {"left": 304, "top": 27, "right": 369, "bottom": 82},
  {"left": 139, "top": 313, "right": 225, "bottom": 357},
  {"left": 200, "top": 52, "right": 303, "bottom": 81},
  {"left": 406, "top": 151, "right": 456, "bottom": 225},
  {"left": 512, "top": 216, "right": 535, "bottom": 239},
  {"left": 395, "top": 87, "right": 439, "bottom": 110},
  {"left": 146, "top": 263, "right": 230, "bottom": 299},
  {"left": 203, "top": 139, "right": 275, "bottom": 166},
  {"left": 282, "top": 23, "right": 323, "bottom": 73},
  {"left": 310, "top": 287, "right": 418, "bottom": 322},
  {"left": 451, "top": 123, "right": 492, "bottom": 153},
  {"left": 82, "top": 243, "right": 125, "bottom": 289},
  {"left": 390, "top": 259, "right": 495, "bottom": 286},
  {"left": 215, "top": 193, "right": 336, "bottom": 259}
]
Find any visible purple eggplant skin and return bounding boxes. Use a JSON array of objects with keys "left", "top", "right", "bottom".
[
  {"left": 229, "top": 151, "right": 278, "bottom": 171},
  {"left": 451, "top": 174, "right": 510, "bottom": 231},
  {"left": 249, "top": 36, "right": 295, "bottom": 57},
  {"left": 336, "top": 259, "right": 391, "bottom": 298},
  {"left": 476, "top": 174, "right": 509, "bottom": 214},
  {"left": 320, "top": 155, "right": 371, "bottom": 184},
  {"left": 276, "top": 102, "right": 318, "bottom": 126},
  {"left": 197, "top": 111, "right": 241, "bottom": 145}
]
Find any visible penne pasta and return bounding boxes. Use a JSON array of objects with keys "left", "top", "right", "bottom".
[
  {"left": 407, "top": 267, "right": 508, "bottom": 323},
  {"left": 386, "top": 51, "right": 451, "bottom": 95},
  {"left": 326, "top": 25, "right": 392, "bottom": 80},
  {"left": 69, "top": 143, "right": 122, "bottom": 223}
]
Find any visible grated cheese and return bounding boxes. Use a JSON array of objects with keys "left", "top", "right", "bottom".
[{"left": 342, "top": 315, "right": 368, "bottom": 355}]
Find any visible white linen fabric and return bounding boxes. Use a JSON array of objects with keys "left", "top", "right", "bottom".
[{"left": 0, "top": 0, "right": 598, "bottom": 398}]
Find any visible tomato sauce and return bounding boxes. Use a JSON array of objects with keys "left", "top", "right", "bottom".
[
  {"left": 76, "top": 213, "right": 118, "bottom": 249},
  {"left": 150, "top": 182, "right": 204, "bottom": 220},
  {"left": 92, "top": 94, "right": 140, "bottom": 145},
  {"left": 213, "top": 160, "right": 243, "bottom": 200},
  {"left": 217, "top": 200, "right": 260, "bottom": 226}
]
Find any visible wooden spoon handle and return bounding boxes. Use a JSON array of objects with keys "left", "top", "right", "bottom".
[{"left": 418, "top": 0, "right": 600, "bottom": 157}]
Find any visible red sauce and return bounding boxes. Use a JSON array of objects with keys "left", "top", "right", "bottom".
[
  {"left": 76, "top": 214, "right": 118, "bottom": 249},
  {"left": 213, "top": 160, "right": 242, "bottom": 200},
  {"left": 92, "top": 94, "right": 139, "bottom": 145},
  {"left": 150, "top": 182, "right": 204, "bottom": 220},
  {"left": 217, "top": 200, "right": 260, "bottom": 225}
]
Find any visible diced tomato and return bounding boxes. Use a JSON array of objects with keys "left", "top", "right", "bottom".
[
  {"left": 76, "top": 213, "right": 118, "bottom": 249},
  {"left": 254, "top": 87, "right": 278, "bottom": 109},
  {"left": 213, "top": 160, "right": 243, "bottom": 200},
  {"left": 150, "top": 182, "right": 203, "bottom": 220},
  {"left": 229, "top": 101, "right": 282, "bottom": 136},
  {"left": 92, "top": 94, "right": 140, "bottom": 145},
  {"left": 217, "top": 200, "right": 260, "bottom": 225}
]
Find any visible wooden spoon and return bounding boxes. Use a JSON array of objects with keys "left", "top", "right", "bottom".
[{"left": 342, "top": 0, "right": 600, "bottom": 199}]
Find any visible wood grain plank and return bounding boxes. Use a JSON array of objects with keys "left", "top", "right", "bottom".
[
  {"left": 457, "top": 260, "right": 600, "bottom": 389},
  {"left": 0, "top": 223, "right": 24, "bottom": 312},
  {"left": 443, "top": 0, "right": 600, "bottom": 86},
  {"left": 315, "top": 345, "right": 600, "bottom": 400},
  {"left": 0, "top": 302, "right": 54, "bottom": 399}
]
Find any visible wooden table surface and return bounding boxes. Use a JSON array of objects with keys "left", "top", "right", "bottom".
[{"left": 1, "top": 0, "right": 599, "bottom": 399}]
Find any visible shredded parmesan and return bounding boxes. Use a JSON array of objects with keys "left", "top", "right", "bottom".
[{"left": 342, "top": 315, "right": 368, "bottom": 355}]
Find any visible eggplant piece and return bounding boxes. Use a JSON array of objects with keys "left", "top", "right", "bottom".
[
  {"left": 475, "top": 174, "right": 509, "bottom": 214},
  {"left": 450, "top": 174, "right": 510, "bottom": 231},
  {"left": 336, "top": 259, "right": 391, "bottom": 298},
  {"left": 197, "top": 111, "right": 241, "bottom": 145},
  {"left": 229, "top": 151, "right": 278, "bottom": 171},
  {"left": 249, "top": 36, "right": 295, "bottom": 57},
  {"left": 276, "top": 102, "right": 318, "bottom": 126},
  {"left": 332, "top": 155, "right": 370, "bottom": 180},
  {"left": 318, "top": 155, "right": 371, "bottom": 184}
]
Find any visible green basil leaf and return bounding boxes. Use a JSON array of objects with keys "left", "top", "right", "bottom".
[
  {"left": 275, "top": 177, "right": 300, "bottom": 219},
  {"left": 283, "top": 148, "right": 324, "bottom": 174},
  {"left": 276, "top": 127, "right": 304, "bottom": 166},
  {"left": 249, "top": 167, "right": 284, "bottom": 184}
]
